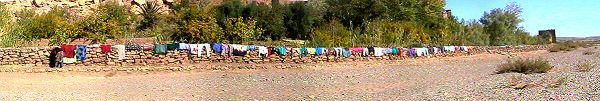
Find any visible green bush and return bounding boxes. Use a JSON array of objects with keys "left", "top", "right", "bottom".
[
  {"left": 137, "top": 2, "right": 164, "bottom": 30},
  {"left": 77, "top": 1, "right": 135, "bottom": 43},
  {"left": 224, "top": 17, "right": 262, "bottom": 43},
  {"left": 496, "top": 58, "right": 553, "bottom": 74},
  {"left": 308, "top": 20, "right": 353, "bottom": 47}
]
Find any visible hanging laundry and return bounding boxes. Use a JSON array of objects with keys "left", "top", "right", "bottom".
[
  {"left": 167, "top": 43, "right": 179, "bottom": 50},
  {"left": 368, "top": 47, "right": 375, "bottom": 56},
  {"left": 391, "top": 48, "right": 399, "bottom": 55},
  {"left": 63, "top": 49, "right": 77, "bottom": 64},
  {"left": 258, "top": 46, "right": 268, "bottom": 57},
  {"left": 247, "top": 45, "right": 256, "bottom": 51},
  {"left": 342, "top": 48, "right": 351, "bottom": 58},
  {"left": 307, "top": 48, "right": 316, "bottom": 55},
  {"left": 153, "top": 44, "right": 168, "bottom": 54},
  {"left": 267, "top": 47, "right": 275, "bottom": 56},
  {"left": 177, "top": 43, "right": 190, "bottom": 50},
  {"left": 60, "top": 45, "right": 76, "bottom": 58},
  {"left": 125, "top": 44, "right": 142, "bottom": 50},
  {"left": 334, "top": 48, "right": 343, "bottom": 57},
  {"left": 198, "top": 44, "right": 211, "bottom": 57},
  {"left": 222, "top": 44, "right": 231, "bottom": 56},
  {"left": 277, "top": 47, "right": 287, "bottom": 56},
  {"left": 374, "top": 48, "right": 384, "bottom": 56},
  {"left": 316, "top": 48, "right": 323, "bottom": 56},
  {"left": 114, "top": 45, "right": 126, "bottom": 60},
  {"left": 142, "top": 44, "right": 153, "bottom": 51},
  {"left": 300, "top": 48, "right": 308, "bottom": 56},
  {"left": 76, "top": 45, "right": 87, "bottom": 61},
  {"left": 189, "top": 44, "right": 199, "bottom": 54},
  {"left": 212, "top": 43, "right": 223, "bottom": 54},
  {"left": 100, "top": 45, "right": 111, "bottom": 54}
]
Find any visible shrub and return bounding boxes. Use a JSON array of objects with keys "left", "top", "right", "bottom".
[
  {"left": 548, "top": 44, "right": 569, "bottom": 52},
  {"left": 584, "top": 50, "right": 595, "bottom": 55},
  {"left": 16, "top": 8, "right": 72, "bottom": 40},
  {"left": 78, "top": 1, "right": 135, "bottom": 43},
  {"left": 137, "top": 1, "right": 164, "bottom": 30},
  {"left": 496, "top": 58, "right": 553, "bottom": 74},
  {"left": 308, "top": 20, "right": 352, "bottom": 47},
  {"left": 576, "top": 61, "right": 596, "bottom": 72},
  {"left": 223, "top": 17, "right": 262, "bottom": 43}
]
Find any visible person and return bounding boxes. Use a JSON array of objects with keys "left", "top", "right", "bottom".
[
  {"left": 55, "top": 48, "right": 64, "bottom": 68},
  {"left": 49, "top": 47, "right": 57, "bottom": 68}
]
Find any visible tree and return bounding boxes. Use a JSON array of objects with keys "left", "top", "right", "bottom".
[
  {"left": 284, "top": 2, "right": 315, "bottom": 39},
  {"left": 480, "top": 2, "right": 524, "bottom": 45}
]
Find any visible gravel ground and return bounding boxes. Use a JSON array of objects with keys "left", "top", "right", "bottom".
[{"left": 0, "top": 46, "right": 597, "bottom": 100}]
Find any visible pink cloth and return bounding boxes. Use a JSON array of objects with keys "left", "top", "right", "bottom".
[{"left": 350, "top": 48, "right": 364, "bottom": 53}]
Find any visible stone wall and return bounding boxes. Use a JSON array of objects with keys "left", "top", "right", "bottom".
[{"left": 0, "top": 45, "right": 547, "bottom": 67}]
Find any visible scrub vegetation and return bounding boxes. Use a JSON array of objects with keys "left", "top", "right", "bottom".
[
  {"left": 0, "top": 0, "right": 545, "bottom": 47},
  {"left": 496, "top": 58, "right": 553, "bottom": 74}
]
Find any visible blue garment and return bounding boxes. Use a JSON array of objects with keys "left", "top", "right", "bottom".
[
  {"left": 247, "top": 45, "right": 256, "bottom": 51},
  {"left": 316, "top": 48, "right": 323, "bottom": 56},
  {"left": 342, "top": 49, "right": 351, "bottom": 58},
  {"left": 212, "top": 43, "right": 223, "bottom": 54},
  {"left": 277, "top": 47, "right": 287, "bottom": 56},
  {"left": 177, "top": 43, "right": 190, "bottom": 50},
  {"left": 76, "top": 45, "right": 87, "bottom": 61}
]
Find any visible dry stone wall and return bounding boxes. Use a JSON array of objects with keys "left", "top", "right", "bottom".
[{"left": 0, "top": 45, "right": 548, "bottom": 67}]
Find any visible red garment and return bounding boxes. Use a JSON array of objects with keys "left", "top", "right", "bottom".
[
  {"left": 101, "top": 45, "right": 112, "bottom": 53},
  {"left": 350, "top": 48, "right": 363, "bottom": 53},
  {"left": 267, "top": 47, "right": 273, "bottom": 56},
  {"left": 60, "top": 45, "right": 76, "bottom": 58}
]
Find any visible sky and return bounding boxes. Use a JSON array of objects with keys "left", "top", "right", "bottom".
[{"left": 445, "top": 0, "right": 600, "bottom": 37}]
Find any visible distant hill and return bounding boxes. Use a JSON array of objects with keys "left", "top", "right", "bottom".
[{"left": 557, "top": 36, "right": 600, "bottom": 41}]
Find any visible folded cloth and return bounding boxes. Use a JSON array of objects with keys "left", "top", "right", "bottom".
[
  {"left": 167, "top": 43, "right": 179, "bottom": 50},
  {"left": 212, "top": 43, "right": 223, "bottom": 54},
  {"left": 307, "top": 48, "right": 316, "bottom": 55},
  {"left": 300, "top": 48, "right": 308, "bottom": 56},
  {"left": 178, "top": 43, "right": 190, "bottom": 50},
  {"left": 100, "top": 45, "right": 111, "bottom": 54},
  {"left": 115, "top": 45, "right": 126, "bottom": 60},
  {"left": 189, "top": 44, "right": 199, "bottom": 54},
  {"left": 257, "top": 46, "right": 268, "bottom": 57},
  {"left": 198, "top": 44, "right": 211, "bottom": 57},
  {"left": 76, "top": 45, "right": 87, "bottom": 61},
  {"left": 60, "top": 45, "right": 76, "bottom": 58},
  {"left": 153, "top": 44, "right": 168, "bottom": 54},
  {"left": 125, "top": 44, "right": 142, "bottom": 50},
  {"left": 391, "top": 48, "right": 399, "bottom": 55}
]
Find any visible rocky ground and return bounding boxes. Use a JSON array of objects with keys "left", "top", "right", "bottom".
[{"left": 0, "top": 46, "right": 597, "bottom": 100}]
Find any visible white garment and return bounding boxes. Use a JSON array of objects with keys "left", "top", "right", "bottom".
[
  {"left": 362, "top": 48, "right": 369, "bottom": 56},
  {"left": 374, "top": 48, "right": 384, "bottom": 56},
  {"left": 198, "top": 44, "right": 211, "bottom": 57},
  {"left": 189, "top": 44, "right": 199, "bottom": 54},
  {"left": 113, "top": 45, "right": 126, "bottom": 60},
  {"left": 257, "top": 46, "right": 268, "bottom": 57},
  {"left": 334, "top": 48, "right": 343, "bottom": 56}
]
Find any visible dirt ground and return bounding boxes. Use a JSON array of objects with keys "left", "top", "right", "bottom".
[{"left": 0, "top": 47, "right": 596, "bottom": 100}]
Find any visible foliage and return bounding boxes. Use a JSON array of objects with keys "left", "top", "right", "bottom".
[
  {"left": 77, "top": 1, "right": 135, "bottom": 43},
  {"left": 496, "top": 58, "right": 553, "bottom": 74},
  {"left": 137, "top": 1, "right": 163, "bottom": 30},
  {"left": 480, "top": 3, "right": 527, "bottom": 46},
  {"left": 308, "top": 20, "right": 353, "bottom": 47},
  {"left": 170, "top": 0, "right": 221, "bottom": 43},
  {"left": 224, "top": 17, "right": 262, "bottom": 43},
  {"left": 576, "top": 61, "right": 596, "bottom": 72},
  {"left": 283, "top": 2, "right": 315, "bottom": 40}
]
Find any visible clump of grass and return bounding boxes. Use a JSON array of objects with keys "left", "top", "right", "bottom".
[
  {"left": 548, "top": 42, "right": 592, "bottom": 52},
  {"left": 547, "top": 76, "right": 568, "bottom": 88},
  {"left": 583, "top": 50, "right": 595, "bottom": 55},
  {"left": 496, "top": 58, "right": 553, "bottom": 74},
  {"left": 576, "top": 61, "right": 597, "bottom": 72}
]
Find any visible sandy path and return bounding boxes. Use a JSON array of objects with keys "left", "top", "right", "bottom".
[{"left": 0, "top": 50, "right": 547, "bottom": 100}]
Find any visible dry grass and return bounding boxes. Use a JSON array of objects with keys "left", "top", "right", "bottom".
[
  {"left": 576, "top": 61, "right": 597, "bottom": 72},
  {"left": 496, "top": 58, "right": 553, "bottom": 74},
  {"left": 547, "top": 76, "right": 568, "bottom": 88},
  {"left": 583, "top": 50, "right": 595, "bottom": 55}
]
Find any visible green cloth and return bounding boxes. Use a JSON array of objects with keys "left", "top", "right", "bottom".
[
  {"left": 391, "top": 48, "right": 399, "bottom": 55},
  {"left": 154, "top": 44, "right": 168, "bottom": 54},
  {"left": 278, "top": 47, "right": 287, "bottom": 56},
  {"left": 167, "top": 43, "right": 179, "bottom": 50}
]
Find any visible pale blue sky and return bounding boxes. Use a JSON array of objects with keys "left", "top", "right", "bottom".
[{"left": 445, "top": 0, "right": 600, "bottom": 37}]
